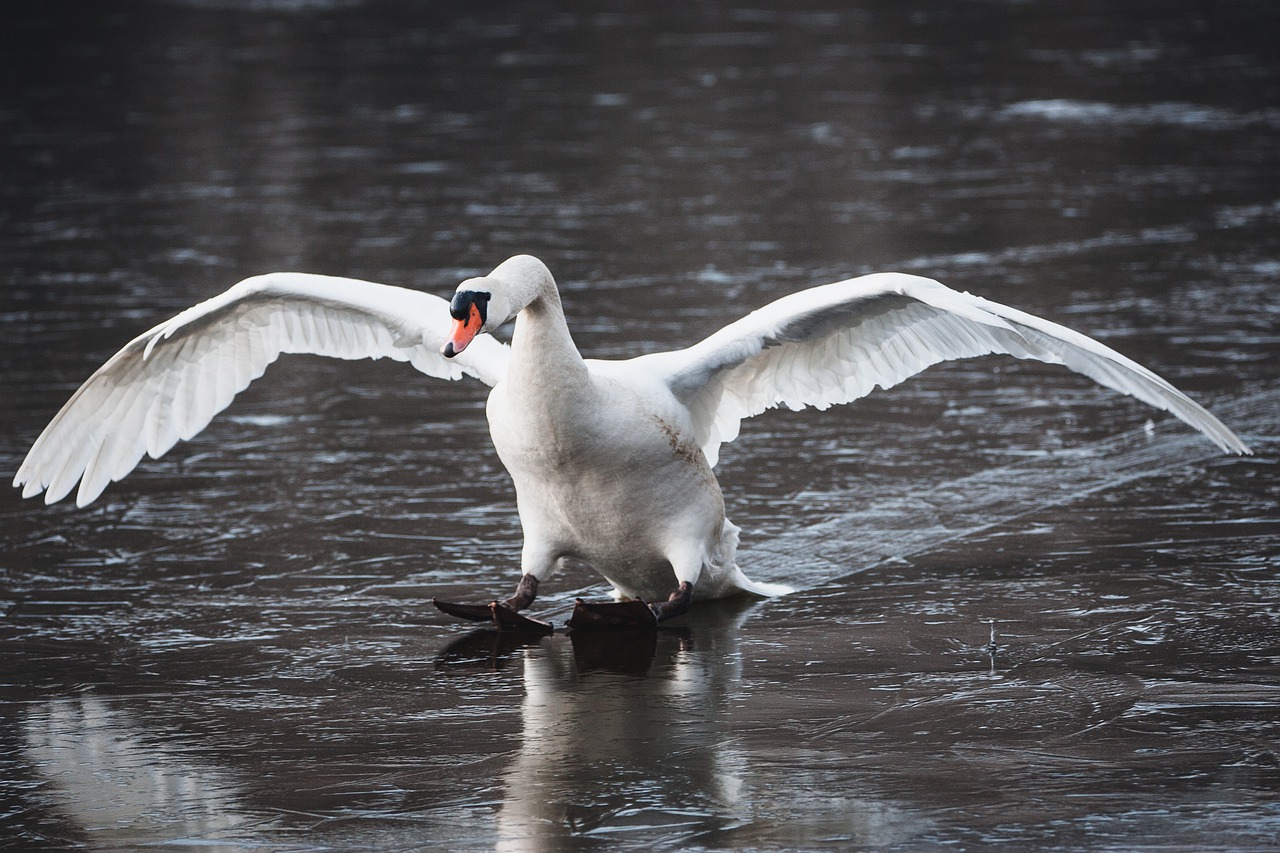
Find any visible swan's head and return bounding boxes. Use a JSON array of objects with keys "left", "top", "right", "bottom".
[{"left": 442, "top": 254, "right": 553, "bottom": 357}]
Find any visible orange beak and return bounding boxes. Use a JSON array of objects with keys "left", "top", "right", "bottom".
[{"left": 442, "top": 302, "right": 483, "bottom": 358}]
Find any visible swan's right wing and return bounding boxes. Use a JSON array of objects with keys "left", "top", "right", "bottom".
[{"left": 15, "top": 272, "right": 509, "bottom": 507}]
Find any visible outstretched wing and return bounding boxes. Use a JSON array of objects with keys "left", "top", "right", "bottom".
[
  {"left": 641, "top": 272, "right": 1250, "bottom": 466},
  {"left": 15, "top": 272, "right": 509, "bottom": 507}
]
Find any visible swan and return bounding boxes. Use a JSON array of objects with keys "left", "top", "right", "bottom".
[{"left": 14, "top": 254, "right": 1251, "bottom": 631}]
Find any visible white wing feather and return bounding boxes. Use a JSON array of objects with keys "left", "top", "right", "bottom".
[
  {"left": 15, "top": 272, "right": 509, "bottom": 507},
  {"left": 644, "top": 272, "right": 1250, "bottom": 465}
]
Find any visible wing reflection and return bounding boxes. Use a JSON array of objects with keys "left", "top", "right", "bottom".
[{"left": 21, "top": 696, "right": 264, "bottom": 848}]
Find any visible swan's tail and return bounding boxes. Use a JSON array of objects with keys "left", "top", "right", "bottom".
[
  {"left": 732, "top": 573, "right": 794, "bottom": 598},
  {"left": 717, "top": 519, "right": 793, "bottom": 598}
]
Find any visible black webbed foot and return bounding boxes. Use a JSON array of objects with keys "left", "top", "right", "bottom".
[
  {"left": 489, "top": 601, "right": 555, "bottom": 634},
  {"left": 432, "top": 599, "right": 495, "bottom": 623},
  {"left": 433, "top": 573, "right": 553, "bottom": 635},
  {"left": 432, "top": 598, "right": 555, "bottom": 634},
  {"left": 566, "top": 598, "right": 658, "bottom": 631},
  {"left": 566, "top": 582, "right": 694, "bottom": 631}
]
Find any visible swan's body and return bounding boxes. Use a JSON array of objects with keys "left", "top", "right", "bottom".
[
  {"left": 490, "top": 335, "right": 757, "bottom": 603},
  {"left": 15, "top": 255, "right": 1250, "bottom": 624}
]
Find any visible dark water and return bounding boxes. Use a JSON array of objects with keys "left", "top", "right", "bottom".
[{"left": 2, "top": 1, "right": 1278, "bottom": 850}]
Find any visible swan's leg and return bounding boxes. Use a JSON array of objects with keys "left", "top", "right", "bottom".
[
  {"left": 650, "top": 581, "right": 694, "bottom": 621},
  {"left": 503, "top": 572, "right": 540, "bottom": 611},
  {"left": 433, "top": 572, "right": 554, "bottom": 635}
]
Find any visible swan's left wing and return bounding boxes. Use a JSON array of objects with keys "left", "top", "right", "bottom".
[
  {"left": 642, "top": 272, "right": 1250, "bottom": 465},
  {"left": 15, "top": 272, "right": 509, "bottom": 507}
]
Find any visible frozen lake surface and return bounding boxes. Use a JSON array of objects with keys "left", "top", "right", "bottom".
[{"left": 2, "top": 1, "right": 1277, "bottom": 849}]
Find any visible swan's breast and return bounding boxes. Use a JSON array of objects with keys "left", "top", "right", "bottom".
[{"left": 485, "top": 371, "right": 723, "bottom": 561}]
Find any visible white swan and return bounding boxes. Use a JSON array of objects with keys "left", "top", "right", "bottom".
[{"left": 14, "top": 255, "right": 1250, "bottom": 629}]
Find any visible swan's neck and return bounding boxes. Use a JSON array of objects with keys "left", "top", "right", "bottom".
[{"left": 507, "top": 278, "right": 589, "bottom": 388}]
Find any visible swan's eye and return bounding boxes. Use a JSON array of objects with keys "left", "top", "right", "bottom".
[{"left": 449, "top": 290, "right": 491, "bottom": 324}]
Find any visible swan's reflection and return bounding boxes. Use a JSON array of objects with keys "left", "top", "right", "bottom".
[
  {"left": 439, "top": 599, "right": 758, "bottom": 850},
  {"left": 454, "top": 599, "right": 931, "bottom": 850},
  {"left": 21, "top": 695, "right": 263, "bottom": 849}
]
